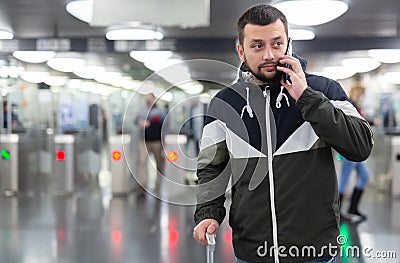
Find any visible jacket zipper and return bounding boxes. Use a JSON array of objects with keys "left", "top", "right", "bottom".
[{"left": 263, "top": 87, "right": 280, "bottom": 263}]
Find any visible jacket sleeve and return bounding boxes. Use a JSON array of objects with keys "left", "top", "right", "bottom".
[
  {"left": 194, "top": 97, "right": 230, "bottom": 225},
  {"left": 296, "top": 85, "right": 373, "bottom": 162}
]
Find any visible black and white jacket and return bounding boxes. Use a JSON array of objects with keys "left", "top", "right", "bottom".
[{"left": 194, "top": 54, "right": 373, "bottom": 263}]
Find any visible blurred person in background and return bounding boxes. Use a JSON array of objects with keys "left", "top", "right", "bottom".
[
  {"left": 135, "top": 93, "right": 166, "bottom": 195},
  {"left": 383, "top": 102, "right": 397, "bottom": 133},
  {"left": 3, "top": 101, "right": 21, "bottom": 132},
  {"left": 339, "top": 74, "right": 378, "bottom": 222}
]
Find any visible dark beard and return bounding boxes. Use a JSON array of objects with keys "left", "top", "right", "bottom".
[{"left": 243, "top": 60, "right": 283, "bottom": 84}]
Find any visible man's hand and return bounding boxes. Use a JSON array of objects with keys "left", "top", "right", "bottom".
[
  {"left": 277, "top": 55, "right": 308, "bottom": 101},
  {"left": 193, "top": 219, "right": 219, "bottom": 246}
]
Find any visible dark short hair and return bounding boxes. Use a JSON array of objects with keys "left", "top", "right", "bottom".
[{"left": 237, "top": 4, "right": 288, "bottom": 45}]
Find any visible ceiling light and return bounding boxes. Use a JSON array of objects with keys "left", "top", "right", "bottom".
[
  {"left": 13, "top": 51, "right": 56, "bottom": 63},
  {"left": 0, "top": 67, "right": 7, "bottom": 78},
  {"left": 144, "top": 58, "right": 184, "bottom": 72},
  {"left": 151, "top": 87, "right": 166, "bottom": 98},
  {"left": 110, "top": 76, "right": 138, "bottom": 88},
  {"left": 44, "top": 76, "right": 68, "bottom": 87},
  {"left": 368, "top": 49, "right": 400, "bottom": 64},
  {"left": 0, "top": 30, "right": 13, "bottom": 39},
  {"left": 341, "top": 57, "right": 381, "bottom": 73},
  {"left": 106, "top": 27, "right": 164, "bottom": 40},
  {"left": 20, "top": 71, "right": 49, "bottom": 83},
  {"left": 178, "top": 82, "right": 204, "bottom": 95},
  {"left": 121, "top": 80, "right": 141, "bottom": 90},
  {"left": 289, "top": 28, "right": 315, "bottom": 40},
  {"left": 66, "top": 0, "right": 93, "bottom": 23},
  {"left": 66, "top": 79, "right": 83, "bottom": 89},
  {"left": 129, "top": 51, "right": 173, "bottom": 63},
  {"left": 199, "top": 93, "right": 212, "bottom": 104},
  {"left": 136, "top": 81, "right": 159, "bottom": 94},
  {"left": 160, "top": 92, "right": 173, "bottom": 102},
  {"left": 321, "top": 66, "right": 356, "bottom": 80},
  {"left": 383, "top": 72, "right": 400, "bottom": 84},
  {"left": 47, "top": 57, "right": 85, "bottom": 72},
  {"left": 79, "top": 82, "right": 115, "bottom": 96},
  {"left": 151, "top": 60, "right": 192, "bottom": 84},
  {"left": 94, "top": 71, "right": 121, "bottom": 85},
  {"left": 0, "top": 66, "right": 25, "bottom": 78},
  {"left": 73, "top": 66, "right": 105, "bottom": 79},
  {"left": 274, "top": 0, "right": 348, "bottom": 26}
]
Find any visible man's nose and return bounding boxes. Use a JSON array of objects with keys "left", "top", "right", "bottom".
[{"left": 262, "top": 48, "right": 274, "bottom": 61}]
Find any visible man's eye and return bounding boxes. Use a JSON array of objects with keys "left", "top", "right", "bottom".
[
  {"left": 252, "top": 44, "right": 263, "bottom": 49},
  {"left": 274, "top": 41, "right": 283, "bottom": 47}
]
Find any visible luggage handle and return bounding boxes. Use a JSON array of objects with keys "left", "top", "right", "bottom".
[{"left": 206, "top": 233, "right": 216, "bottom": 263}]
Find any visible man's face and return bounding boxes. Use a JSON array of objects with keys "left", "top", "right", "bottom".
[
  {"left": 237, "top": 20, "right": 288, "bottom": 84},
  {"left": 145, "top": 94, "right": 156, "bottom": 106}
]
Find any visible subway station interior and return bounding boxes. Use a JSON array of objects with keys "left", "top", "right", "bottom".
[{"left": 0, "top": 0, "right": 400, "bottom": 262}]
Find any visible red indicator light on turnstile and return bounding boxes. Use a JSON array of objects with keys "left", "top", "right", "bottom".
[
  {"left": 112, "top": 230, "right": 122, "bottom": 243},
  {"left": 112, "top": 151, "right": 122, "bottom": 161},
  {"left": 167, "top": 150, "right": 178, "bottom": 162},
  {"left": 56, "top": 150, "right": 66, "bottom": 161},
  {"left": 169, "top": 229, "right": 179, "bottom": 245},
  {"left": 57, "top": 229, "right": 65, "bottom": 241},
  {"left": 224, "top": 231, "right": 232, "bottom": 243}
]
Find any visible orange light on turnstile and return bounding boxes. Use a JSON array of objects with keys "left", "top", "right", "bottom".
[
  {"left": 112, "top": 151, "right": 122, "bottom": 161},
  {"left": 56, "top": 150, "right": 66, "bottom": 161},
  {"left": 167, "top": 150, "right": 178, "bottom": 162}
]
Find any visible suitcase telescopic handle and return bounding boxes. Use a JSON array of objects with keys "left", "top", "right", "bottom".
[{"left": 206, "top": 233, "right": 216, "bottom": 263}]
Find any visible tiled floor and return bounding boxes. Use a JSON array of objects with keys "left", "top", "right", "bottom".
[{"left": 0, "top": 179, "right": 399, "bottom": 263}]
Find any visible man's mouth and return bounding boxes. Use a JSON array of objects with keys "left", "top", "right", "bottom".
[{"left": 259, "top": 63, "right": 277, "bottom": 71}]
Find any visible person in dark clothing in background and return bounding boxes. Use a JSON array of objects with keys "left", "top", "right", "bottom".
[
  {"left": 135, "top": 93, "right": 166, "bottom": 194},
  {"left": 192, "top": 4, "right": 373, "bottom": 263},
  {"left": 383, "top": 103, "right": 397, "bottom": 132},
  {"left": 3, "top": 101, "right": 20, "bottom": 131}
]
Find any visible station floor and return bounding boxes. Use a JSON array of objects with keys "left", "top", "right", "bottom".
[{"left": 0, "top": 177, "right": 399, "bottom": 263}]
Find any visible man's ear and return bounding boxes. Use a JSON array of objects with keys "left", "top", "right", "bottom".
[{"left": 237, "top": 44, "right": 245, "bottom": 63}]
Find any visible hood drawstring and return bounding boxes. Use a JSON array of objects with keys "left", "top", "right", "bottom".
[
  {"left": 240, "top": 86, "right": 290, "bottom": 119},
  {"left": 276, "top": 86, "right": 290, "bottom": 109},
  {"left": 240, "top": 87, "right": 254, "bottom": 119}
]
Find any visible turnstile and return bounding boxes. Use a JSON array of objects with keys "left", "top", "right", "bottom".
[
  {"left": 109, "top": 135, "right": 134, "bottom": 195},
  {"left": 164, "top": 134, "right": 189, "bottom": 186},
  {"left": 162, "top": 134, "right": 197, "bottom": 201},
  {"left": 53, "top": 134, "right": 74, "bottom": 195},
  {"left": 0, "top": 134, "right": 19, "bottom": 195}
]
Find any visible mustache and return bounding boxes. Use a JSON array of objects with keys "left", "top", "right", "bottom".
[{"left": 258, "top": 61, "right": 279, "bottom": 68}]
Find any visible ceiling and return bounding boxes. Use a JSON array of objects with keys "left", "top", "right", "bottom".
[{"left": 1, "top": 0, "right": 400, "bottom": 86}]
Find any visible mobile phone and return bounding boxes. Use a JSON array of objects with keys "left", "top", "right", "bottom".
[{"left": 283, "top": 38, "right": 293, "bottom": 83}]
